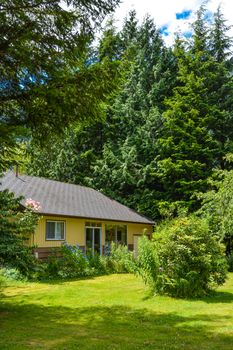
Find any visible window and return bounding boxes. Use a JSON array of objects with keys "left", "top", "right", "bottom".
[
  {"left": 105, "top": 224, "right": 127, "bottom": 245},
  {"left": 46, "top": 221, "right": 65, "bottom": 240},
  {"left": 85, "top": 222, "right": 101, "bottom": 228}
]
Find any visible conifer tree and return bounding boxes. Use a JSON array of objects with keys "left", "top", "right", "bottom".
[{"left": 156, "top": 6, "right": 233, "bottom": 211}]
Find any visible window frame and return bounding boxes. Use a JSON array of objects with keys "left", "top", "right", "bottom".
[
  {"left": 45, "top": 220, "right": 66, "bottom": 241},
  {"left": 105, "top": 224, "right": 128, "bottom": 246},
  {"left": 85, "top": 222, "right": 102, "bottom": 255}
]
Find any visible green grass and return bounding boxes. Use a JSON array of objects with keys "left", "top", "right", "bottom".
[{"left": 0, "top": 273, "right": 233, "bottom": 350}]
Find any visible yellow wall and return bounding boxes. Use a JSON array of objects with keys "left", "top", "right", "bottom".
[
  {"left": 33, "top": 215, "right": 153, "bottom": 248},
  {"left": 127, "top": 223, "right": 153, "bottom": 244}
]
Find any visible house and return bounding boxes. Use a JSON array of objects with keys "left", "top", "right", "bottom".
[{"left": 1, "top": 171, "right": 155, "bottom": 259}]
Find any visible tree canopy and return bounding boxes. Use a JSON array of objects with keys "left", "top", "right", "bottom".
[{"left": 0, "top": 0, "right": 120, "bottom": 170}]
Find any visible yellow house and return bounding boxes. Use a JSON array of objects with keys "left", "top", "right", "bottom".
[{"left": 1, "top": 171, "right": 155, "bottom": 259}]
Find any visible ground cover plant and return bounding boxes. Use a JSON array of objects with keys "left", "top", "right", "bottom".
[{"left": 0, "top": 273, "right": 233, "bottom": 350}]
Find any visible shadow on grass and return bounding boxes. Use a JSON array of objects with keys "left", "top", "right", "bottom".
[
  {"left": 141, "top": 289, "right": 233, "bottom": 304},
  {"left": 200, "top": 290, "right": 233, "bottom": 303},
  {"left": 0, "top": 300, "right": 232, "bottom": 350}
]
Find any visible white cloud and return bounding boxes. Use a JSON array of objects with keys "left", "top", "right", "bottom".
[{"left": 113, "top": 0, "right": 233, "bottom": 46}]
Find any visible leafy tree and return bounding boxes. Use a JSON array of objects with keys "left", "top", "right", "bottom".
[{"left": 0, "top": 0, "right": 120, "bottom": 171}]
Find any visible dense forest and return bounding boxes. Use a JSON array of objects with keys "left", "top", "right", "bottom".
[{"left": 26, "top": 6, "right": 233, "bottom": 221}]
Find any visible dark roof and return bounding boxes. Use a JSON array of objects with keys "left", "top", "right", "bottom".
[{"left": 0, "top": 171, "right": 155, "bottom": 225}]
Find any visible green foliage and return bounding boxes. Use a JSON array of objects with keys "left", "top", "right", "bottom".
[
  {"left": 0, "top": 0, "right": 120, "bottom": 171},
  {"left": 137, "top": 216, "right": 227, "bottom": 297},
  {"left": 137, "top": 236, "right": 159, "bottom": 286},
  {"left": 198, "top": 161, "right": 233, "bottom": 254},
  {"left": 226, "top": 254, "right": 233, "bottom": 272},
  {"left": 106, "top": 242, "right": 135, "bottom": 273},
  {"left": 0, "top": 189, "right": 40, "bottom": 277},
  {"left": 156, "top": 6, "right": 233, "bottom": 212},
  {"left": 0, "top": 267, "right": 26, "bottom": 281},
  {"left": 26, "top": 6, "right": 233, "bottom": 221},
  {"left": 45, "top": 244, "right": 89, "bottom": 279},
  {"left": 42, "top": 242, "right": 135, "bottom": 279}
]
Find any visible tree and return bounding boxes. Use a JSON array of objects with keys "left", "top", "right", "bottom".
[
  {"left": 0, "top": 0, "right": 120, "bottom": 171},
  {"left": 156, "top": 5, "right": 233, "bottom": 212},
  {"left": 89, "top": 16, "right": 177, "bottom": 218},
  {"left": 198, "top": 155, "right": 233, "bottom": 255},
  {"left": 25, "top": 14, "right": 177, "bottom": 219}
]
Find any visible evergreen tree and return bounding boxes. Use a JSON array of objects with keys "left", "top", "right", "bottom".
[
  {"left": 89, "top": 16, "right": 177, "bottom": 218},
  {"left": 0, "top": 0, "right": 120, "bottom": 171},
  {"left": 156, "top": 6, "right": 233, "bottom": 211}
]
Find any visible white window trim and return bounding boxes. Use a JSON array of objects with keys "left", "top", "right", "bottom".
[
  {"left": 46, "top": 220, "right": 66, "bottom": 241},
  {"left": 105, "top": 224, "right": 128, "bottom": 245}
]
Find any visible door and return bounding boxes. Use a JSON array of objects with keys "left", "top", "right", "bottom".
[{"left": 86, "top": 227, "right": 102, "bottom": 255}]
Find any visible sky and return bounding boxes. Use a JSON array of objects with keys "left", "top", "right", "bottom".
[{"left": 113, "top": 0, "right": 233, "bottom": 46}]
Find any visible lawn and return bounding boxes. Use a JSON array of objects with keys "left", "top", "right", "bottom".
[{"left": 0, "top": 273, "right": 233, "bottom": 350}]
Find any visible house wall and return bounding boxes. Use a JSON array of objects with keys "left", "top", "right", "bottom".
[{"left": 32, "top": 215, "right": 153, "bottom": 259}]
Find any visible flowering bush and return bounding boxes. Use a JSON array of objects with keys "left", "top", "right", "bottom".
[
  {"left": 0, "top": 191, "right": 41, "bottom": 277},
  {"left": 45, "top": 243, "right": 90, "bottom": 279},
  {"left": 25, "top": 198, "right": 41, "bottom": 211},
  {"left": 18, "top": 198, "right": 41, "bottom": 235}
]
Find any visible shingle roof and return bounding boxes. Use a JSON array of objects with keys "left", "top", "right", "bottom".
[{"left": 0, "top": 171, "right": 155, "bottom": 225}]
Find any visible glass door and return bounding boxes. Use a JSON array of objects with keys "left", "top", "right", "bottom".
[{"left": 85, "top": 223, "right": 102, "bottom": 255}]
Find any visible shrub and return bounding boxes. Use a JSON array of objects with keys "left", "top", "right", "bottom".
[
  {"left": 41, "top": 242, "right": 135, "bottom": 280},
  {"left": 87, "top": 253, "right": 108, "bottom": 275},
  {"left": 137, "top": 236, "right": 160, "bottom": 287},
  {"left": 0, "top": 267, "right": 26, "bottom": 281},
  {"left": 0, "top": 190, "right": 41, "bottom": 278},
  {"left": 43, "top": 244, "right": 90, "bottom": 279},
  {"left": 60, "top": 243, "right": 90, "bottom": 278},
  {"left": 106, "top": 242, "right": 136, "bottom": 273},
  {"left": 137, "top": 216, "right": 227, "bottom": 298}
]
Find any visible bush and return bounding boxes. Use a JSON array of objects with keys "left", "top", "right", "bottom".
[
  {"left": 0, "top": 190, "right": 41, "bottom": 278},
  {"left": 0, "top": 267, "right": 26, "bottom": 281},
  {"left": 87, "top": 253, "right": 108, "bottom": 275},
  {"left": 42, "top": 242, "right": 135, "bottom": 279},
  {"left": 106, "top": 242, "right": 135, "bottom": 273},
  {"left": 137, "top": 236, "right": 159, "bottom": 286},
  {"left": 137, "top": 216, "right": 227, "bottom": 298},
  {"left": 45, "top": 243, "right": 90, "bottom": 279}
]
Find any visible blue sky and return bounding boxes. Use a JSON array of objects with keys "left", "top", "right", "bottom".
[{"left": 113, "top": 0, "right": 233, "bottom": 46}]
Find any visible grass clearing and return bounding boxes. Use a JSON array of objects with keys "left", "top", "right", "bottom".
[{"left": 0, "top": 273, "right": 233, "bottom": 349}]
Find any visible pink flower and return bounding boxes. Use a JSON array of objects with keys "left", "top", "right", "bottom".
[{"left": 25, "top": 198, "right": 41, "bottom": 211}]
